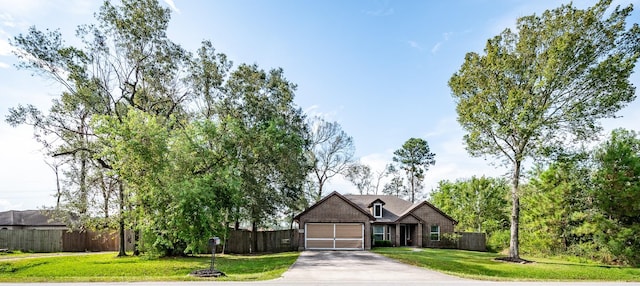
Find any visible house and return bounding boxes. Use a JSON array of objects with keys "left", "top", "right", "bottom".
[
  {"left": 294, "top": 191, "right": 457, "bottom": 250},
  {"left": 0, "top": 210, "right": 67, "bottom": 230}
]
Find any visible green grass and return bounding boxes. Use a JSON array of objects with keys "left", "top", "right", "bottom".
[
  {"left": 0, "top": 251, "right": 298, "bottom": 282},
  {"left": 373, "top": 247, "right": 640, "bottom": 281}
]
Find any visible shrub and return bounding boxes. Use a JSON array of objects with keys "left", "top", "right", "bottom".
[
  {"left": 374, "top": 240, "right": 392, "bottom": 247},
  {"left": 486, "top": 229, "right": 509, "bottom": 253}
]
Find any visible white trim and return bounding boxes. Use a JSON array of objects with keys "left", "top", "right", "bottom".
[
  {"left": 373, "top": 225, "right": 385, "bottom": 241},
  {"left": 373, "top": 203, "right": 383, "bottom": 218},
  {"left": 430, "top": 224, "right": 440, "bottom": 241}
]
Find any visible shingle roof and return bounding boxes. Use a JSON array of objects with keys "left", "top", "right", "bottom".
[
  {"left": 343, "top": 194, "right": 416, "bottom": 223},
  {"left": 293, "top": 191, "right": 375, "bottom": 221},
  {"left": 0, "top": 210, "right": 66, "bottom": 227}
]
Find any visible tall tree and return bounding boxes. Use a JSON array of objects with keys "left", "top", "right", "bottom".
[
  {"left": 8, "top": 0, "right": 193, "bottom": 256},
  {"left": 346, "top": 163, "right": 373, "bottom": 195},
  {"left": 520, "top": 155, "right": 592, "bottom": 255},
  {"left": 218, "top": 64, "right": 310, "bottom": 251},
  {"left": 392, "top": 138, "right": 436, "bottom": 203},
  {"left": 308, "top": 117, "right": 355, "bottom": 201},
  {"left": 592, "top": 128, "right": 640, "bottom": 265},
  {"left": 449, "top": 0, "right": 639, "bottom": 260},
  {"left": 382, "top": 165, "right": 406, "bottom": 198},
  {"left": 371, "top": 164, "right": 391, "bottom": 195}
]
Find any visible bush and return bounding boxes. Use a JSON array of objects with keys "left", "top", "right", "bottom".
[
  {"left": 374, "top": 240, "right": 392, "bottom": 247},
  {"left": 486, "top": 229, "right": 509, "bottom": 253}
]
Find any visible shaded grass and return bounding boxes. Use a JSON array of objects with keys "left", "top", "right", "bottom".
[
  {"left": 0, "top": 251, "right": 298, "bottom": 282},
  {"left": 372, "top": 247, "right": 640, "bottom": 281}
]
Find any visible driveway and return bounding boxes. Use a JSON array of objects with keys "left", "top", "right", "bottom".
[{"left": 278, "top": 250, "right": 462, "bottom": 283}]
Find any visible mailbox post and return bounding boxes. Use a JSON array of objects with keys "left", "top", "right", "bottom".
[{"left": 208, "top": 237, "right": 220, "bottom": 271}]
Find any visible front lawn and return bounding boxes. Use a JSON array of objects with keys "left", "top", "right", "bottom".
[
  {"left": 0, "top": 251, "right": 298, "bottom": 282},
  {"left": 372, "top": 247, "right": 640, "bottom": 281}
]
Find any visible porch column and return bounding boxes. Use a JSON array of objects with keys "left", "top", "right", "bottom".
[
  {"left": 416, "top": 223, "right": 423, "bottom": 247},
  {"left": 395, "top": 224, "right": 400, "bottom": 247}
]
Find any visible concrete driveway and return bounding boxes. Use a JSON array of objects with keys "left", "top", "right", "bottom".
[{"left": 278, "top": 250, "right": 462, "bottom": 283}]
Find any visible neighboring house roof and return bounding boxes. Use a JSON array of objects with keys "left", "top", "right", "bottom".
[
  {"left": 0, "top": 210, "right": 66, "bottom": 228},
  {"left": 296, "top": 192, "right": 457, "bottom": 225}
]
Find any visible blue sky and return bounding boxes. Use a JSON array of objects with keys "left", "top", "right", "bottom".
[{"left": 1, "top": 0, "right": 639, "bottom": 211}]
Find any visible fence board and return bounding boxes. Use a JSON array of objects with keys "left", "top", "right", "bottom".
[
  {"left": 0, "top": 229, "right": 132, "bottom": 253},
  {"left": 457, "top": 232, "right": 486, "bottom": 251},
  {"left": 0, "top": 229, "right": 63, "bottom": 252},
  {"left": 225, "top": 229, "right": 298, "bottom": 254}
]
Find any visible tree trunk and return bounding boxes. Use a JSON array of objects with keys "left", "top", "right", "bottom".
[
  {"left": 509, "top": 160, "right": 521, "bottom": 259},
  {"left": 133, "top": 229, "right": 140, "bottom": 256},
  {"left": 410, "top": 171, "right": 416, "bottom": 203},
  {"left": 53, "top": 164, "right": 61, "bottom": 209},
  {"left": 79, "top": 155, "right": 88, "bottom": 215},
  {"left": 117, "top": 182, "right": 127, "bottom": 257},
  {"left": 316, "top": 180, "right": 324, "bottom": 202},
  {"left": 251, "top": 220, "right": 258, "bottom": 253}
]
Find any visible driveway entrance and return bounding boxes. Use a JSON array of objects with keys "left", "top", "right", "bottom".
[{"left": 279, "top": 250, "right": 462, "bottom": 283}]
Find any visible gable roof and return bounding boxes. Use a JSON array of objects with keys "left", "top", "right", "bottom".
[
  {"left": 396, "top": 201, "right": 458, "bottom": 225},
  {"left": 344, "top": 194, "right": 414, "bottom": 223},
  {"left": 0, "top": 210, "right": 66, "bottom": 227},
  {"left": 294, "top": 193, "right": 457, "bottom": 225},
  {"left": 293, "top": 191, "right": 375, "bottom": 221}
]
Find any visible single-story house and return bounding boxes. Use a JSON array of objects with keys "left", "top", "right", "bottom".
[
  {"left": 294, "top": 191, "right": 457, "bottom": 250},
  {"left": 0, "top": 210, "right": 67, "bottom": 230}
]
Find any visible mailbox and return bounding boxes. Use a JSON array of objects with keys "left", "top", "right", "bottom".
[{"left": 209, "top": 237, "right": 221, "bottom": 247}]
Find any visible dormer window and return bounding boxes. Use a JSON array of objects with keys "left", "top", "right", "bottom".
[
  {"left": 368, "top": 198, "right": 386, "bottom": 219},
  {"left": 373, "top": 203, "right": 383, "bottom": 218}
]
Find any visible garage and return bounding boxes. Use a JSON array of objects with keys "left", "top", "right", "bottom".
[{"left": 305, "top": 223, "right": 364, "bottom": 250}]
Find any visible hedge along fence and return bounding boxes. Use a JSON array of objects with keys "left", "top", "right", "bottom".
[{"left": 0, "top": 229, "right": 133, "bottom": 252}]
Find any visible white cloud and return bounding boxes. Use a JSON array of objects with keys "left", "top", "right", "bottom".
[
  {"left": 0, "top": 199, "right": 23, "bottom": 212},
  {"left": 0, "top": 62, "right": 9, "bottom": 68},
  {"left": 0, "top": 29, "right": 13, "bottom": 56},
  {"left": 431, "top": 42, "right": 442, "bottom": 54},
  {"left": 408, "top": 40, "right": 421, "bottom": 50},
  {"left": 0, "top": 13, "right": 17, "bottom": 27},
  {"left": 430, "top": 32, "right": 453, "bottom": 54},
  {"left": 163, "top": 0, "right": 180, "bottom": 13},
  {"left": 325, "top": 117, "right": 510, "bottom": 199},
  {"left": 304, "top": 104, "right": 342, "bottom": 122}
]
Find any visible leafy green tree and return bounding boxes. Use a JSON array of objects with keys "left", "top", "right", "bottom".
[
  {"left": 449, "top": 0, "right": 639, "bottom": 260},
  {"left": 217, "top": 64, "right": 310, "bottom": 251},
  {"left": 592, "top": 129, "right": 640, "bottom": 265},
  {"left": 431, "top": 176, "right": 509, "bottom": 235},
  {"left": 8, "top": 0, "right": 188, "bottom": 257},
  {"left": 392, "top": 138, "right": 435, "bottom": 203},
  {"left": 520, "top": 155, "right": 592, "bottom": 256}
]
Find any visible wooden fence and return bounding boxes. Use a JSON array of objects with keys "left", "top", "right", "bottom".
[
  {"left": 0, "top": 228, "right": 481, "bottom": 253},
  {"left": 457, "top": 232, "right": 486, "bottom": 251},
  {"left": 224, "top": 229, "right": 299, "bottom": 254},
  {"left": 0, "top": 229, "right": 132, "bottom": 252},
  {"left": 0, "top": 229, "right": 62, "bottom": 252}
]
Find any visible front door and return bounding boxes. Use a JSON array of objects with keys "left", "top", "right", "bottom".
[{"left": 399, "top": 225, "right": 413, "bottom": 246}]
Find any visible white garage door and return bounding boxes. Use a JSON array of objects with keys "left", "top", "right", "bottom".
[{"left": 305, "top": 223, "right": 364, "bottom": 250}]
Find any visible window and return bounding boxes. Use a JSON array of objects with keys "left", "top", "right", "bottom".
[
  {"left": 373, "top": 203, "right": 383, "bottom": 218},
  {"left": 373, "top": 225, "right": 385, "bottom": 241},
  {"left": 430, "top": 225, "right": 440, "bottom": 241}
]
